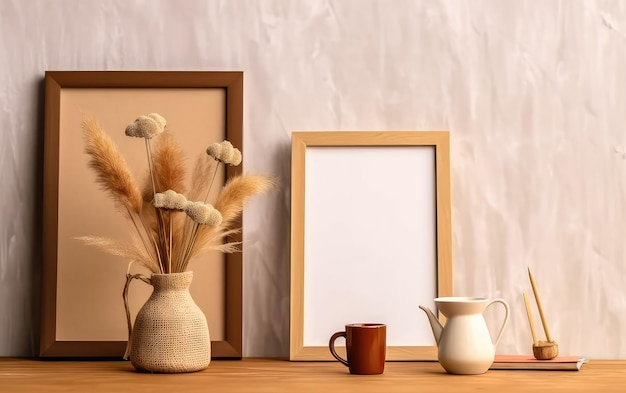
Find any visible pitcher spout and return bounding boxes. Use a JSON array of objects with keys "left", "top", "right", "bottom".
[{"left": 419, "top": 305, "right": 443, "bottom": 345}]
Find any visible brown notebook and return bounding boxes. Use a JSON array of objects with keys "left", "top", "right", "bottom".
[{"left": 490, "top": 355, "right": 586, "bottom": 371}]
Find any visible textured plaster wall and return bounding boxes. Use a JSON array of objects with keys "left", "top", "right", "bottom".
[{"left": 2, "top": 0, "right": 626, "bottom": 358}]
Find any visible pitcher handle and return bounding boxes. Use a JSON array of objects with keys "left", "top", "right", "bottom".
[
  {"left": 485, "top": 298, "right": 510, "bottom": 347},
  {"left": 122, "top": 272, "right": 151, "bottom": 360}
]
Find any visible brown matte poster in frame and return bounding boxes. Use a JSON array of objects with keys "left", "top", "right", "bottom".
[
  {"left": 41, "top": 71, "right": 243, "bottom": 358},
  {"left": 289, "top": 131, "right": 453, "bottom": 361}
]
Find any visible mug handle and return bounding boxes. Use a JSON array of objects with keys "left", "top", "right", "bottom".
[
  {"left": 329, "top": 331, "right": 348, "bottom": 367},
  {"left": 485, "top": 298, "right": 510, "bottom": 347}
]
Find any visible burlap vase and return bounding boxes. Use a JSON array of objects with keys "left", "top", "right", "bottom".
[{"left": 126, "top": 271, "right": 210, "bottom": 373}]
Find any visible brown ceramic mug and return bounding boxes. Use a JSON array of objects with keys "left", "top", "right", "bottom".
[{"left": 329, "top": 323, "right": 386, "bottom": 375}]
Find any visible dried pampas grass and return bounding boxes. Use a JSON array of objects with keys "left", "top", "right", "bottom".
[
  {"left": 188, "top": 175, "right": 274, "bottom": 260},
  {"left": 151, "top": 132, "right": 187, "bottom": 195},
  {"left": 82, "top": 118, "right": 143, "bottom": 215},
  {"left": 214, "top": 175, "right": 274, "bottom": 229},
  {"left": 81, "top": 113, "right": 272, "bottom": 274},
  {"left": 76, "top": 235, "right": 159, "bottom": 273},
  {"left": 187, "top": 153, "right": 218, "bottom": 202}
]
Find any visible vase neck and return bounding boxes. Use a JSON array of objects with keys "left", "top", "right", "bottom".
[{"left": 150, "top": 271, "right": 193, "bottom": 290}]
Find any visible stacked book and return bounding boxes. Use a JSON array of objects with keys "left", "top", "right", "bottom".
[{"left": 490, "top": 355, "right": 587, "bottom": 371}]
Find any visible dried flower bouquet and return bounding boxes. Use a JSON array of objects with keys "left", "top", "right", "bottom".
[{"left": 79, "top": 113, "right": 271, "bottom": 274}]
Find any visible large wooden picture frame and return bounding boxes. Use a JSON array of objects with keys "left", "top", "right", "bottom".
[
  {"left": 41, "top": 71, "right": 243, "bottom": 358},
  {"left": 290, "top": 131, "right": 453, "bottom": 361}
]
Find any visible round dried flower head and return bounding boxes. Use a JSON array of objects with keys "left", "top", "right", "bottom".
[
  {"left": 125, "top": 113, "right": 166, "bottom": 139},
  {"left": 146, "top": 113, "right": 166, "bottom": 129},
  {"left": 153, "top": 190, "right": 189, "bottom": 211},
  {"left": 204, "top": 208, "right": 223, "bottom": 227},
  {"left": 231, "top": 149, "right": 242, "bottom": 166},
  {"left": 185, "top": 201, "right": 223, "bottom": 227},
  {"left": 206, "top": 140, "right": 242, "bottom": 166}
]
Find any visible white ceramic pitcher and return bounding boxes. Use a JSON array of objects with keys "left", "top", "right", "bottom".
[{"left": 419, "top": 297, "right": 510, "bottom": 375}]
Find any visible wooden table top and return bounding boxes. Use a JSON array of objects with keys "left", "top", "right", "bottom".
[{"left": 0, "top": 358, "right": 624, "bottom": 393}]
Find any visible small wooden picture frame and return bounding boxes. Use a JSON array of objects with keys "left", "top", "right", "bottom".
[{"left": 290, "top": 131, "right": 453, "bottom": 361}]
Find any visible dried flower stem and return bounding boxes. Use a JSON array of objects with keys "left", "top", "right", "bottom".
[
  {"left": 171, "top": 161, "right": 221, "bottom": 269},
  {"left": 125, "top": 207, "right": 155, "bottom": 263},
  {"left": 176, "top": 161, "right": 220, "bottom": 267},
  {"left": 144, "top": 138, "right": 170, "bottom": 272},
  {"left": 168, "top": 212, "right": 173, "bottom": 274},
  {"left": 145, "top": 139, "right": 158, "bottom": 200},
  {"left": 180, "top": 222, "right": 204, "bottom": 269},
  {"left": 203, "top": 163, "right": 221, "bottom": 203}
]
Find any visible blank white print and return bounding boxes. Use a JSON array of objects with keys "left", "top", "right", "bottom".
[{"left": 303, "top": 146, "right": 437, "bottom": 347}]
